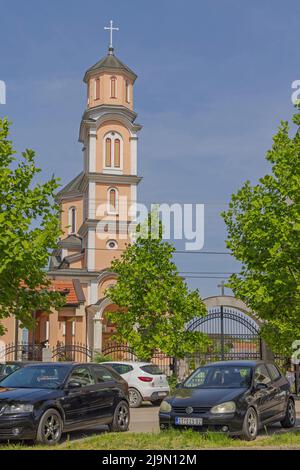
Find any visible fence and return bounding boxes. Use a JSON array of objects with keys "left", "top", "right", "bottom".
[
  {"left": 52, "top": 343, "right": 93, "bottom": 362},
  {"left": 2, "top": 342, "right": 93, "bottom": 363}
]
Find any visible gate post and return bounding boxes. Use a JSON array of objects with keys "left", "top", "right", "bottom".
[
  {"left": 220, "top": 305, "right": 225, "bottom": 361},
  {"left": 260, "top": 340, "right": 274, "bottom": 361}
]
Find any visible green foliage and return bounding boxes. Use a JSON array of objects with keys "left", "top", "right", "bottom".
[
  {"left": 106, "top": 214, "right": 209, "bottom": 361},
  {"left": 93, "top": 352, "right": 113, "bottom": 363},
  {"left": 222, "top": 106, "right": 300, "bottom": 355},
  {"left": 167, "top": 374, "right": 179, "bottom": 394},
  {"left": 0, "top": 118, "right": 64, "bottom": 335}
]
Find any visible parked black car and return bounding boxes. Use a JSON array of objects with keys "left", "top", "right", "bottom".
[
  {"left": 159, "top": 360, "right": 296, "bottom": 440},
  {"left": 0, "top": 362, "right": 130, "bottom": 444}
]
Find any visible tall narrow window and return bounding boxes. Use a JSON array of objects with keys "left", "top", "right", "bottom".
[
  {"left": 68, "top": 207, "right": 76, "bottom": 234},
  {"left": 114, "top": 139, "right": 120, "bottom": 168},
  {"left": 110, "top": 76, "right": 117, "bottom": 98},
  {"left": 125, "top": 80, "right": 130, "bottom": 103},
  {"left": 108, "top": 188, "right": 118, "bottom": 213},
  {"left": 94, "top": 78, "right": 100, "bottom": 100},
  {"left": 105, "top": 138, "right": 112, "bottom": 167},
  {"left": 104, "top": 132, "right": 123, "bottom": 171}
]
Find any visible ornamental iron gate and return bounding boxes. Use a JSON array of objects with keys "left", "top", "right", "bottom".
[
  {"left": 102, "top": 342, "right": 175, "bottom": 375},
  {"left": 3, "top": 342, "right": 44, "bottom": 361},
  {"left": 52, "top": 343, "right": 93, "bottom": 362},
  {"left": 186, "top": 306, "right": 262, "bottom": 363}
]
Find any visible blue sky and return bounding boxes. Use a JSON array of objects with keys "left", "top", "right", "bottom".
[{"left": 0, "top": 0, "right": 299, "bottom": 298}]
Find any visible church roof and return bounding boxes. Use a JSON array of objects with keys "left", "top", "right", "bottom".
[
  {"left": 49, "top": 279, "right": 85, "bottom": 305},
  {"left": 58, "top": 234, "right": 83, "bottom": 250},
  {"left": 84, "top": 53, "right": 137, "bottom": 83},
  {"left": 56, "top": 172, "right": 84, "bottom": 199}
]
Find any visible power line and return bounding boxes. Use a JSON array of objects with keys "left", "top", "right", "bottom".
[
  {"left": 62, "top": 198, "right": 230, "bottom": 206},
  {"left": 182, "top": 276, "right": 232, "bottom": 279},
  {"left": 179, "top": 271, "right": 238, "bottom": 275},
  {"left": 84, "top": 247, "right": 231, "bottom": 255}
]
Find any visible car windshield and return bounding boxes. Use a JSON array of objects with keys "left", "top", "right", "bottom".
[
  {"left": 0, "top": 363, "right": 21, "bottom": 378},
  {"left": 183, "top": 365, "right": 252, "bottom": 389},
  {"left": 0, "top": 365, "right": 70, "bottom": 389}
]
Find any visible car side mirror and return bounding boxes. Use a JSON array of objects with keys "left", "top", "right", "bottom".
[
  {"left": 67, "top": 380, "right": 82, "bottom": 389},
  {"left": 254, "top": 382, "right": 268, "bottom": 391}
]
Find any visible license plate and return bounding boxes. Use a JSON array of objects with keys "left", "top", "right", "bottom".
[
  {"left": 158, "top": 392, "right": 167, "bottom": 397},
  {"left": 175, "top": 417, "right": 203, "bottom": 426}
]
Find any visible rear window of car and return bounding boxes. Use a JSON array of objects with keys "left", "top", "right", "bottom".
[
  {"left": 140, "top": 364, "right": 163, "bottom": 375},
  {"left": 267, "top": 364, "right": 281, "bottom": 381},
  {"left": 109, "top": 364, "right": 133, "bottom": 375}
]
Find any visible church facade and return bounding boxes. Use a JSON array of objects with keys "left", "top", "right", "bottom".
[{"left": 1, "top": 38, "right": 142, "bottom": 356}]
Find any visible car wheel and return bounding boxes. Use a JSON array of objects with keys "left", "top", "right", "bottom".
[
  {"left": 129, "top": 388, "right": 143, "bottom": 408},
  {"left": 281, "top": 398, "right": 296, "bottom": 428},
  {"left": 241, "top": 407, "right": 258, "bottom": 441},
  {"left": 36, "top": 408, "right": 63, "bottom": 445},
  {"left": 151, "top": 399, "right": 163, "bottom": 407},
  {"left": 108, "top": 401, "right": 130, "bottom": 432}
]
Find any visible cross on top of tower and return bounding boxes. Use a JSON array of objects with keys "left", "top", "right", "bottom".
[
  {"left": 218, "top": 280, "right": 226, "bottom": 296},
  {"left": 104, "top": 20, "right": 119, "bottom": 55}
]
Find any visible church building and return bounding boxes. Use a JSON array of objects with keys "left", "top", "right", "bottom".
[{"left": 1, "top": 23, "right": 142, "bottom": 358}]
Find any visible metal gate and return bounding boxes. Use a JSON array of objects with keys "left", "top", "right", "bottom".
[
  {"left": 52, "top": 343, "right": 93, "bottom": 362},
  {"left": 3, "top": 342, "right": 44, "bottom": 361},
  {"left": 102, "top": 342, "right": 137, "bottom": 361},
  {"left": 186, "top": 306, "right": 262, "bottom": 363},
  {"left": 102, "top": 343, "right": 175, "bottom": 375}
]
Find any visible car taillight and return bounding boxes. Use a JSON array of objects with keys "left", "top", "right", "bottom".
[{"left": 138, "top": 376, "right": 153, "bottom": 382}]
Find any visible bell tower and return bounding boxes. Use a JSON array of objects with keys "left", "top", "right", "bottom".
[{"left": 79, "top": 21, "right": 142, "bottom": 272}]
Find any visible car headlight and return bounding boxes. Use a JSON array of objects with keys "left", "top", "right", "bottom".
[
  {"left": 160, "top": 401, "right": 172, "bottom": 413},
  {"left": 210, "top": 401, "right": 236, "bottom": 414},
  {"left": 3, "top": 404, "right": 34, "bottom": 414}
]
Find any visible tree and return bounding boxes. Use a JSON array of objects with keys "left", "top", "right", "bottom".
[
  {"left": 106, "top": 215, "right": 209, "bottom": 361},
  {"left": 222, "top": 106, "right": 300, "bottom": 355},
  {"left": 0, "top": 118, "right": 64, "bottom": 336}
]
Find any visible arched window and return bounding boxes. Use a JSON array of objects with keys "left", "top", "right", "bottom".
[
  {"left": 105, "top": 138, "right": 112, "bottom": 167},
  {"left": 110, "top": 76, "right": 117, "bottom": 98},
  {"left": 125, "top": 80, "right": 130, "bottom": 103},
  {"left": 107, "top": 188, "right": 118, "bottom": 214},
  {"left": 68, "top": 206, "right": 76, "bottom": 234},
  {"left": 94, "top": 78, "right": 100, "bottom": 100},
  {"left": 103, "top": 132, "right": 123, "bottom": 172},
  {"left": 114, "top": 139, "right": 120, "bottom": 168}
]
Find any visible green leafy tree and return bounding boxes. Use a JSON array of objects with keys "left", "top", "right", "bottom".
[
  {"left": 222, "top": 107, "right": 300, "bottom": 355},
  {"left": 0, "top": 118, "right": 64, "bottom": 336},
  {"left": 106, "top": 215, "right": 209, "bottom": 361}
]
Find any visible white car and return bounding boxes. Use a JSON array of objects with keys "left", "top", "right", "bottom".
[{"left": 102, "top": 361, "right": 170, "bottom": 408}]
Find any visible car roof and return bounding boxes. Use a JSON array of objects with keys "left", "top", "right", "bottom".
[
  {"left": 100, "top": 361, "right": 152, "bottom": 366},
  {"left": 203, "top": 360, "right": 265, "bottom": 367},
  {"left": 3, "top": 361, "right": 41, "bottom": 365},
  {"left": 20, "top": 362, "right": 78, "bottom": 367}
]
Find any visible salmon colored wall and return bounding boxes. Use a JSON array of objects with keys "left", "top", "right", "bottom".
[
  {"left": 95, "top": 121, "right": 132, "bottom": 174},
  {"left": 94, "top": 237, "right": 129, "bottom": 272},
  {"left": 74, "top": 317, "right": 85, "bottom": 344},
  {"left": 87, "top": 72, "right": 133, "bottom": 111},
  {"left": 60, "top": 198, "right": 83, "bottom": 238},
  {"left": 0, "top": 316, "right": 15, "bottom": 345},
  {"left": 95, "top": 182, "right": 132, "bottom": 219},
  {"left": 68, "top": 258, "right": 84, "bottom": 269},
  {"left": 98, "top": 276, "right": 117, "bottom": 298}
]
